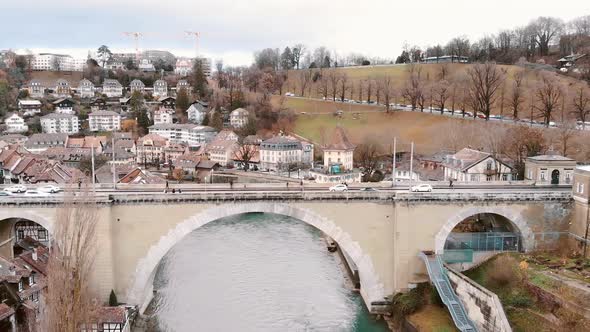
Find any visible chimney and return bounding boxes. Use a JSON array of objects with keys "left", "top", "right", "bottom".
[{"left": 32, "top": 248, "right": 38, "bottom": 261}]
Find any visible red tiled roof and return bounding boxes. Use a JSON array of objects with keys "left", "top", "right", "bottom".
[
  {"left": 0, "top": 303, "right": 15, "bottom": 321},
  {"left": 324, "top": 126, "right": 355, "bottom": 150}
]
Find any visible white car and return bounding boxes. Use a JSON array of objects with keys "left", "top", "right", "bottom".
[
  {"left": 4, "top": 185, "right": 27, "bottom": 193},
  {"left": 329, "top": 184, "right": 348, "bottom": 192},
  {"left": 285, "top": 92, "right": 295, "bottom": 97},
  {"left": 23, "top": 190, "right": 50, "bottom": 197},
  {"left": 411, "top": 184, "right": 433, "bottom": 192},
  {"left": 38, "top": 185, "right": 62, "bottom": 193}
]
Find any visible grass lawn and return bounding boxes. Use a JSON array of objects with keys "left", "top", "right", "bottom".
[
  {"left": 292, "top": 107, "right": 460, "bottom": 154},
  {"left": 407, "top": 304, "right": 458, "bottom": 332}
]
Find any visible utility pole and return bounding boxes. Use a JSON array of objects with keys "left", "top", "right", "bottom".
[
  {"left": 584, "top": 205, "right": 590, "bottom": 258},
  {"left": 392, "top": 137, "right": 397, "bottom": 187},
  {"left": 112, "top": 135, "right": 116, "bottom": 189},
  {"left": 409, "top": 142, "right": 414, "bottom": 191},
  {"left": 91, "top": 145, "right": 96, "bottom": 189}
]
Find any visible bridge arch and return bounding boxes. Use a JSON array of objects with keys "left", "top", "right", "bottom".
[
  {"left": 434, "top": 206, "right": 534, "bottom": 254},
  {"left": 0, "top": 210, "right": 54, "bottom": 233},
  {"left": 126, "top": 202, "right": 386, "bottom": 313}
]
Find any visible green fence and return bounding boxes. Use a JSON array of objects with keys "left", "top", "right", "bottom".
[{"left": 444, "top": 232, "right": 520, "bottom": 252}]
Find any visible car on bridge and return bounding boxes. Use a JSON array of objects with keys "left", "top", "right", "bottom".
[
  {"left": 38, "top": 185, "right": 62, "bottom": 194},
  {"left": 4, "top": 185, "right": 27, "bottom": 193},
  {"left": 411, "top": 184, "right": 433, "bottom": 192},
  {"left": 359, "top": 187, "right": 379, "bottom": 192},
  {"left": 329, "top": 184, "right": 348, "bottom": 192},
  {"left": 23, "top": 190, "right": 50, "bottom": 197}
]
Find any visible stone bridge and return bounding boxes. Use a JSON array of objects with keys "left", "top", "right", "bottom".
[{"left": 0, "top": 190, "right": 575, "bottom": 312}]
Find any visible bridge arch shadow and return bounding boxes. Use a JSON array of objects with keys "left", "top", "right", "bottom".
[
  {"left": 0, "top": 210, "right": 54, "bottom": 233},
  {"left": 434, "top": 206, "right": 534, "bottom": 254},
  {"left": 127, "top": 203, "right": 386, "bottom": 313}
]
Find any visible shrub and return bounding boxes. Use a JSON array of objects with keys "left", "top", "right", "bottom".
[
  {"left": 109, "top": 289, "right": 118, "bottom": 306},
  {"left": 505, "top": 292, "right": 532, "bottom": 308},
  {"left": 392, "top": 286, "right": 425, "bottom": 317},
  {"left": 488, "top": 255, "right": 519, "bottom": 287}
]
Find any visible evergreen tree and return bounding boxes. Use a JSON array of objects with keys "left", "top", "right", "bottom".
[
  {"left": 192, "top": 59, "right": 208, "bottom": 99},
  {"left": 201, "top": 112, "right": 210, "bottom": 126},
  {"left": 176, "top": 87, "right": 190, "bottom": 112},
  {"left": 109, "top": 290, "right": 118, "bottom": 306},
  {"left": 0, "top": 80, "right": 10, "bottom": 118},
  {"left": 210, "top": 110, "right": 223, "bottom": 130},
  {"left": 280, "top": 47, "right": 294, "bottom": 70}
]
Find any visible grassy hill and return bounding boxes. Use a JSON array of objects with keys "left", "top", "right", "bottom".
[{"left": 29, "top": 71, "right": 84, "bottom": 87}]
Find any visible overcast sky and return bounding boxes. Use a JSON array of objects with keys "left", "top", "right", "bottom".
[{"left": 2, "top": 0, "right": 588, "bottom": 66}]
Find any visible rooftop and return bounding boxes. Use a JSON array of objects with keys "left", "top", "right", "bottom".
[
  {"left": 528, "top": 154, "right": 576, "bottom": 162},
  {"left": 324, "top": 126, "right": 355, "bottom": 151}
]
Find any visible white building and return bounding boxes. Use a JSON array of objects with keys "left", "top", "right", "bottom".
[
  {"left": 54, "top": 79, "right": 71, "bottom": 97},
  {"left": 31, "top": 53, "right": 75, "bottom": 71},
  {"left": 153, "top": 108, "right": 174, "bottom": 125},
  {"left": 153, "top": 80, "right": 168, "bottom": 98},
  {"left": 89, "top": 110, "right": 121, "bottom": 132},
  {"left": 17, "top": 99, "right": 42, "bottom": 117},
  {"left": 174, "top": 58, "right": 193, "bottom": 76},
  {"left": 27, "top": 80, "right": 45, "bottom": 98},
  {"left": 4, "top": 114, "right": 28, "bottom": 133},
  {"left": 260, "top": 136, "right": 305, "bottom": 171},
  {"left": 322, "top": 127, "right": 355, "bottom": 171},
  {"left": 72, "top": 58, "right": 87, "bottom": 71},
  {"left": 102, "top": 79, "right": 123, "bottom": 98},
  {"left": 230, "top": 108, "right": 249, "bottom": 128},
  {"left": 524, "top": 154, "right": 577, "bottom": 185},
  {"left": 40, "top": 113, "right": 79, "bottom": 134},
  {"left": 130, "top": 79, "right": 145, "bottom": 94},
  {"left": 138, "top": 59, "right": 155, "bottom": 72},
  {"left": 78, "top": 79, "right": 94, "bottom": 98},
  {"left": 187, "top": 102, "right": 208, "bottom": 124},
  {"left": 443, "top": 148, "right": 514, "bottom": 182},
  {"left": 148, "top": 123, "right": 217, "bottom": 147},
  {"left": 205, "top": 139, "right": 239, "bottom": 166}
]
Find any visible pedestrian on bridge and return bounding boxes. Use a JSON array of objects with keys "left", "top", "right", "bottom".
[{"left": 449, "top": 179, "right": 454, "bottom": 188}]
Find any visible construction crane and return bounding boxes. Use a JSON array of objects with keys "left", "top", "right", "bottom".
[
  {"left": 122, "top": 32, "right": 143, "bottom": 61},
  {"left": 185, "top": 31, "right": 201, "bottom": 58}
]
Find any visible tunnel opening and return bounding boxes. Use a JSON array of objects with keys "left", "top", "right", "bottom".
[{"left": 443, "top": 213, "right": 522, "bottom": 263}]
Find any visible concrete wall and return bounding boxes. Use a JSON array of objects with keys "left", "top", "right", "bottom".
[{"left": 446, "top": 266, "right": 512, "bottom": 332}]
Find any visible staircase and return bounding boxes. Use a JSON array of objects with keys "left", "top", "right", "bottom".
[{"left": 419, "top": 252, "right": 478, "bottom": 332}]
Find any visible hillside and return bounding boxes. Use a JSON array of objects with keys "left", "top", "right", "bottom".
[{"left": 29, "top": 71, "right": 84, "bottom": 87}]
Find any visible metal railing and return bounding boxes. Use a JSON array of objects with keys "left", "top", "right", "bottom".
[{"left": 445, "top": 232, "right": 520, "bottom": 252}]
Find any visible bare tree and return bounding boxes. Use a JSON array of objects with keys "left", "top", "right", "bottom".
[
  {"left": 378, "top": 75, "right": 395, "bottom": 112},
  {"left": 292, "top": 44, "right": 306, "bottom": 69},
  {"left": 527, "top": 17, "right": 564, "bottom": 56},
  {"left": 401, "top": 70, "right": 423, "bottom": 111},
  {"left": 298, "top": 69, "right": 312, "bottom": 97},
  {"left": 555, "top": 119, "right": 578, "bottom": 156},
  {"left": 234, "top": 141, "right": 258, "bottom": 171},
  {"left": 366, "top": 78, "right": 374, "bottom": 103},
  {"left": 466, "top": 62, "right": 506, "bottom": 120},
  {"left": 44, "top": 189, "right": 99, "bottom": 332},
  {"left": 317, "top": 75, "right": 329, "bottom": 99},
  {"left": 328, "top": 71, "right": 340, "bottom": 101},
  {"left": 509, "top": 70, "right": 526, "bottom": 120},
  {"left": 357, "top": 80, "right": 365, "bottom": 103},
  {"left": 437, "top": 63, "right": 450, "bottom": 80},
  {"left": 338, "top": 73, "right": 350, "bottom": 102},
  {"left": 535, "top": 73, "right": 563, "bottom": 127},
  {"left": 434, "top": 80, "right": 450, "bottom": 114},
  {"left": 504, "top": 125, "right": 546, "bottom": 179},
  {"left": 482, "top": 124, "right": 509, "bottom": 180},
  {"left": 354, "top": 135, "right": 382, "bottom": 178},
  {"left": 572, "top": 83, "right": 590, "bottom": 129}
]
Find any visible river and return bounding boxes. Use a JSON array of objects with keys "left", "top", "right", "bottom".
[{"left": 148, "top": 212, "right": 389, "bottom": 332}]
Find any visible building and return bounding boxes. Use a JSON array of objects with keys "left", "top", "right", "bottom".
[
  {"left": 4, "top": 114, "right": 28, "bottom": 133},
  {"left": 31, "top": 53, "right": 74, "bottom": 71},
  {"left": 66, "top": 136, "right": 106, "bottom": 152},
  {"left": 135, "top": 134, "right": 168, "bottom": 165},
  {"left": 40, "top": 113, "right": 79, "bottom": 134},
  {"left": 421, "top": 55, "right": 469, "bottom": 64},
  {"left": 322, "top": 127, "right": 355, "bottom": 171},
  {"left": 214, "top": 129, "right": 239, "bottom": 142},
  {"left": 78, "top": 78, "right": 95, "bottom": 98},
  {"left": 72, "top": 58, "right": 87, "bottom": 71},
  {"left": 205, "top": 139, "right": 239, "bottom": 166},
  {"left": 187, "top": 102, "right": 208, "bottom": 124},
  {"left": 229, "top": 108, "right": 249, "bottom": 128},
  {"left": 52, "top": 98, "right": 75, "bottom": 114},
  {"left": 24, "top": 133, "right": 68, "bottom": 153},
  {"left": 17, "top": 99, "right": 42, "bottom": 117},
  {"left": 54, "top": 79, "right": 71, "bottom": 97},
  {"left": 0, "top": 134, "right": 28, "bottom": 146},
  {"left": 525, "top": 154, "right": 577, "bottom": 185},
  {"left": 153, "top": 108, "right": 175, "bottom": 125},
  {"left": 260, "top": 136, "right": 305, "bottom": 171},
  {"left": 130, "top": 79, "right": 145, "bottom": 94},
  {"left": 158, "top": 96, "right": 176, "bottom": 110},
  {"left": 443, "top": 148, "right": 514, "bottom": 182},
  {"left": 90, "top": 98, "right": 107, "bottom": 112},
  {"left": 153, "top": 80, "right": 168, "bottom": 98},
  {"left": 89, "top": 110, "right": 121, "bottom": 132},
  {"left": 102, "top": 79, "right": 123, "bottom": 98},
  {"left": 27, "top": 80, "right": 45, "bottom": 98},
  {"left": 174, "top": 58, "right": 193, "bottom": 76},
  {"left": 42, "top": 147, "right": 91, "bottom": 168},
  {"left": 148, "top": 124, "right": 217, "bottom": 147},
  {"left": 138, "top": 59, "right": 155, "bottom": 72},
  {"left": 557, "top": 53, "right": 587, "bottom": 69},
  {"left": 84, "top": 306, "right": 132, "bottom": 332},
  {"left": 176, "top": 79, "right": 191, "bottom": 93}
]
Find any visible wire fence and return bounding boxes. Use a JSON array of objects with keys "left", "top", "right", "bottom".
[{"left": 444, "top": 232, "right": 521, "bottom": 252}]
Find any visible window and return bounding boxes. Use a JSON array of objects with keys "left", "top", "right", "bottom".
[
  {"left": 486, "top": 160, "right": 493, "bottom": 170},
  {"left": 17, "top": 229, "right": 24, "bottom": 241},
  {"left": 502, "top": 174, "right": 508, "bottom": 181},
  {"left": 38, "top": 229, "right": 47, "bottom": 240},
  {"left": 29, "top": 273, "right": 35, "bottom": 286},
  {"left": 470, "top": 174, "right": 478, "bottom": 181},
  {"left": 18, "top": 280, "right": 24, "bottom": 291},
  {"left": 31, "top": 291, "right": 39, "bottom": 302},
  {"left": 540, "top": 172, "right": 546, "bottom": 181}
]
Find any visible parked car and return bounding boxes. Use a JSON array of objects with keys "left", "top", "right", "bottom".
[
  {"left": 0, "top": 191, "right": 11, "bottom": 196},
  {"left": 4, "top": 185, "right": 27, "bottom": 193},
  {"left": 285, "top": 92, "right": 295, "bottom": 97},
  {"left": 360, "top": 187, "right": 378, "bottom": 192},
  {"left": 24, "top": 190, "right": 50, "bottom": 197},
  {"left": 329, "top": 184, "right": 348, "bottom": 192},
  {"left": 38, "top": 185, "right": 62, "bottom": 193},
  {"left": 411, "top": 184, "right": 433, "bottom": 192}
]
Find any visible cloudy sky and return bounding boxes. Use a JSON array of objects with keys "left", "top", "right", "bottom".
[{"left": 2, "top": 0, "right": 588, "bottom": 66}]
